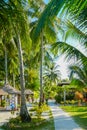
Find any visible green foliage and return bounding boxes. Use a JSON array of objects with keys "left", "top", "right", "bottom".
[
  {"left": 55, "top": 95, "right": 63, "bottom": 103},
  {"left": 33, "top": 91, "right": 39, "bottom": 101},
  {"left": 9, "top": 116, "right": 22, "bottom": 124},
  {"left": 66, "top": 93, "right": 74, "bottom": 100},
  {"left": 1, "top": 99, "right": 6, "bottom": 107},
  {"left": 35, "top": 104, "right": 50, "bottom": 118},
  {"left": 25, "top": 68, "right": 40, "bottom": 90},
  {"left": 60, "top": 101, "right": 64, "bottom": 105},
  {"left": 33, "top": 0, "right": 66, "bottom": 41},
  {"left": 64, "top": 100, "right": 78, "bottom": 105},
  {"left": 69, "top": 63, "right": 87, "bottom": 88}
]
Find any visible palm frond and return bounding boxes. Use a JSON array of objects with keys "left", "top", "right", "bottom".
[
  {"left": 65, "top": 20, "right": 87, "bottom": 41},
  {"left": 69, "top": 65, "right": 86, "bottom": 82},
  {"left": 33, "top": 0, "right": 87, "bottom": 41},
  {"left": 33, "top": 0, "right": 66, "bottom": 41},
  {"left": 71, "top": 78, "right": 86, "bottom": 88},
  {"left": 52, "top": 41, "right": 87, "bottom": 61}
]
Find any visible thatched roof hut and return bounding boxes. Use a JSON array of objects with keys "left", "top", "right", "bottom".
[
  {"left": 0, "top": 89, "right": 8, "bottom": 95},
  {"left": 25, "top": 89, "right": 33, "bottom": 95},
  {"left": 2, "top": 84, "right": 33, "bottom": 95},
  {"left": 2, "top": 84, "right": 20, "bottom": 94}
]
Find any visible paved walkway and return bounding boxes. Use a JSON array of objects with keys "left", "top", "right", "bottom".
[
  {"left": 0, "top": 111, "right": 17, "bottom": 126},
  {"left": 48, "top": 100, "right": 83, "bottom": 130}
]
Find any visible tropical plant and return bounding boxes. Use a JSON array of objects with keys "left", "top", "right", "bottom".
[
  {"left": 30, "top": 0, "right": 58, "bottom": 106},
  {"left": 33, "top": 0, "right": 87, "bottom": 69},
  {"left": 69, "top": 62, "right": 87, "bottom": 88},
  {"left": 43, "top": 51, "right": 61, "bottom": 100},
  {"left": 44, "top": 52, "right": 61, "bottom": 84},
  {"left": 0, "top": 0, "right": 31, "bottom": 122},
  {"left": 33, "top": 0, "right": 87, "bottom": 40}
]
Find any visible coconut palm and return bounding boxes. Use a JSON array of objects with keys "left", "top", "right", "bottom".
[
  {"left": 0, "top": 0, "right": 31, "bottom": 122},
  {"left": 43, "top": 52, "right": 61, "bottom": 85},
  {"left": 32, "top": 0, "right": 87, "bottom": 65},
  {"left": 33, "top": 0, "right": 87, "bottom": 40},
  {"left": 30, "top": 0, "right": 58, "bottom": 106},
  {"left": 43, "top": 51, "right": 61, "bottom": 101}
]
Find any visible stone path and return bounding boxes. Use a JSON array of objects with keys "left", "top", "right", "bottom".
[{"left": 48, "top": 100, "right": 83, "bottom": 130}]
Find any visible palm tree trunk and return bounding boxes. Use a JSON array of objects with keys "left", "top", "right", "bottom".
[
  {"left": 13, "top": 73, "right": 15, "bottom": 88},
  {"left": 5, "top": 47, "right": 8, "bottom": 84},
  {"left": 39, "top": 31, "right": 44, "bottom": 106},
  {"left": 17, "top": 34, "right": 31, "bottom": 122}
]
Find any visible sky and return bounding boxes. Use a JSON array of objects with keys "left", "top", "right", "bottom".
[
  {"left": 56, "top": 55, "right": 69, "bottom": 79},
  {"left": 44, "top": 0, "right": 49, "bottom": 4}
]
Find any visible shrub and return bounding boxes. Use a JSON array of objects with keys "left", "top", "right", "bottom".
[
  {"left": 1, "top": 99, "right": 6, "bottom": 107},
  {"left": 60, "top": 101, "right": 64, "bottom": 105},
  {"left": 66, "top": 94, "right": 74, "bottom": 100},
  {"left": 9, "top": 116, "right": 21, "bottom": 124},
  {"left": 36, "top": 104, "right": 50, "bottom": 118},
  {"left": 55, "top": 95, "right": 63, "bottom": 103}
]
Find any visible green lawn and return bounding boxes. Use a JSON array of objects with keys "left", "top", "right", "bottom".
[{"left": 60, "top": 105, "right": 87, "bottom": 130}]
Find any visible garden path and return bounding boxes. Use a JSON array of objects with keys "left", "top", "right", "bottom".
[
  {"left": 48, "top": 100, "right": 83, "bottom": 130},
  {"left": 0, "top": 111, "right": 17, "bottom": 126}
]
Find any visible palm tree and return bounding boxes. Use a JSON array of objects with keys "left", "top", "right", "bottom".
[
  {"left": 32, "top": 0, "right": 87, "bottom": 65},
  {"left": 33, "top": 0, "right": 87, "bottom": 40},
  {"left": 30, "top": 1, "right": 58, "bottom": 106},
  {"left": 43, "top": 52, "right": 61, "bottom": 84},
  {"left": 43, "top": 51, "right": 61, "bottom": 100},
  {"left": 32, "top": 0, "right": 87, "bottom": 106},
  {"left": 0, "top": 0, "right": 31, "bottom": 122}
]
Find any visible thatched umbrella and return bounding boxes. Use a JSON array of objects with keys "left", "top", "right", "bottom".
[
  {"left": 25, "top": 89, "right": 33, "bottom": 95},
  {"left": 24, "top": 89, "right": 34, "bottom": 103}
]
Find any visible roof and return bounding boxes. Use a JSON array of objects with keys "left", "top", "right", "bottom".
[
  {"left": 25, "top": 89, "right": 33, "bottom": 95},
  {"left": 2, "top": 84, "right": 33, "bottom": 95},
  {"left": 0, "top": 89, "right": 8, "bottom": 95},
  {"left": 2, "top": 84, "right": 20, "bottom": 94}
]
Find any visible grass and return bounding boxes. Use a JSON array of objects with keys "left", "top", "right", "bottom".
[
  {"left": 1, "top": 106, "right": 55, "bottom": 130},
  {"left": 60, "top": 105, "right": 87, "bottom": 130}
]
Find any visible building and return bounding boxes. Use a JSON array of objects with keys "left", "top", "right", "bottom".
[{"left": 0, "top": 84, "right": 33, "bottom": 110}]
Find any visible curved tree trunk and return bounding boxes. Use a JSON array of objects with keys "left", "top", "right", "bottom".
[
  {"left": 39, "top": 31, "right": 44, "bottom": 106},
  {"left": 17, "top": 34, "right": 31, "bottom": 122}
]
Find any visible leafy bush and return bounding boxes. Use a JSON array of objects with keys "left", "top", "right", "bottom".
[
  {"left": 60, "top": 101, "right": 64, "bottom": 105},
  {"left": 9, "top": 116, "right": 21, "bottom": 124},
  {"left": 66, "top": 94, "right": 74, "bottom": 100},
  {"left": 1, "top": 99, "right": 6, "bottom": 107},
  {"left": 55, "top": 95, "right": 63, "bottom": 103},
  {"left": 35, "top": 104, "right": 50, "bottom": 118}
]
